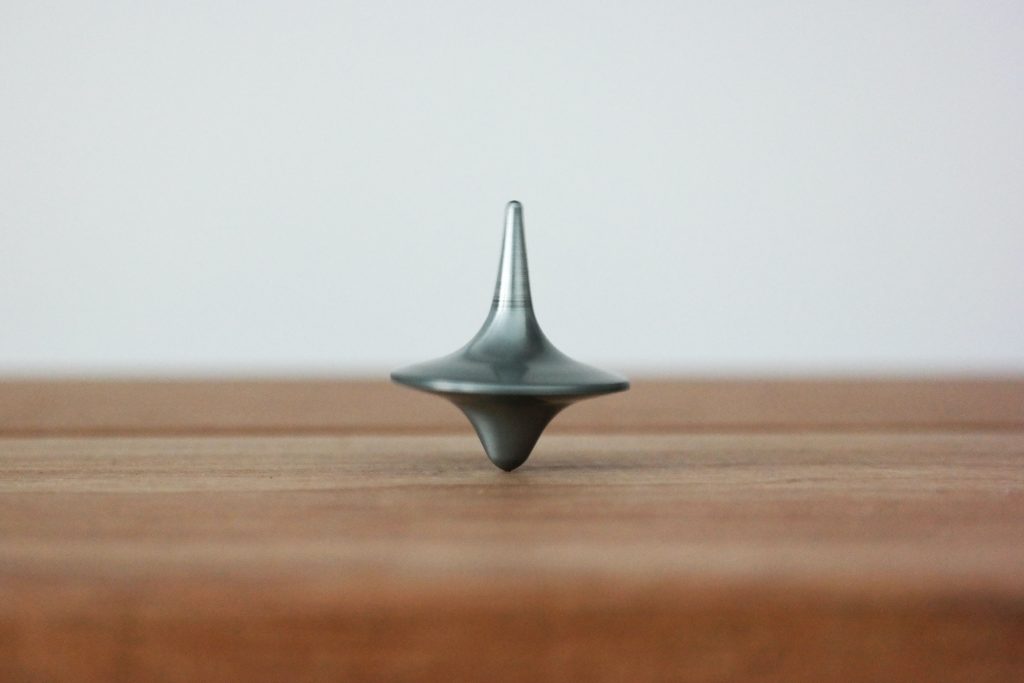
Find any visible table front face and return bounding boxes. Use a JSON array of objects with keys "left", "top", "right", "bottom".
[{"left": 1, "top": 379, "right": 1023, "bottom": 681}]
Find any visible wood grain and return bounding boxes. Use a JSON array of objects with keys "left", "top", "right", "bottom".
[
  {"left": 2, "top": 377, "right": 1023, "bottom": 435},
  {"left": 1, "top": 380, "right": 1023, "bottom": 681}
]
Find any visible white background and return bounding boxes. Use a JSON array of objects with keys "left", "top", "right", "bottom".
[{"left": 2, "top": 1, "right": 1022, "bottom": 376}]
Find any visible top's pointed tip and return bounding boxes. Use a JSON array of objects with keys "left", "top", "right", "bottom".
[{"left": 505, "top": 200, "right": 523, "bottom": 223}]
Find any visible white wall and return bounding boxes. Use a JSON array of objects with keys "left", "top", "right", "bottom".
[{"left": 2, "top": 1, "right": 1022, "bottom": 376}]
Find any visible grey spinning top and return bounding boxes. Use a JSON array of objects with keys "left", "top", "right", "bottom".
[{"left": 391, "top": 201, "right": 629, "bottom": 471}]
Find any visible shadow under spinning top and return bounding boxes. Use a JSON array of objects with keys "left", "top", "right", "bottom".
[{"left": 391, "top": 201, "right": 629, "bottom": 471}]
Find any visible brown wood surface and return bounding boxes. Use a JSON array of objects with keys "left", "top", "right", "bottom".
[
  {"left": 1, "top": 379, "right": 1023, "bottom": 681},
  {"left": 3, "top": 377, "right": 1024, "bottom": 435}
]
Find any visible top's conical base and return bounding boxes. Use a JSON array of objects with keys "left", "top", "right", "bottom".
[
  {"left": 391, "top": 201, "right": 629, "bottom": 470},
  {"left": 452, "top": 394, "right": 565, "bottom": 471}
]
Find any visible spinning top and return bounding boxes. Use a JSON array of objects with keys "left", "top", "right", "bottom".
[{"left": 391, "top": 201, "right": 629, "bottom": 471}]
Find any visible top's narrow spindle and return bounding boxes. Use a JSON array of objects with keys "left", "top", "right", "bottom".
[{"left": 492, "top": 201, "right": 532, "bottom": 308}]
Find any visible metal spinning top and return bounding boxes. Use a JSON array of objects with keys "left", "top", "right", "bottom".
[{"left": 391, "top": 201, "right": 629, "bottom": 471}]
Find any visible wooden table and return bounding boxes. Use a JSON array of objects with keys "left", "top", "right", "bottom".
[{"left": 1, "top": 379, "right": 1022, "bottom": 681}]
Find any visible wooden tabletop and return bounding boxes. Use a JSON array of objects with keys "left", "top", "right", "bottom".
[{"left": 1, "top": 378, "right": 1022, "bottom": 681}]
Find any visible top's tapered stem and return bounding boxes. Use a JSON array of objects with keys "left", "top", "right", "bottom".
[{"left": 492, "top": 201, "right": 532, "bottom": 308}]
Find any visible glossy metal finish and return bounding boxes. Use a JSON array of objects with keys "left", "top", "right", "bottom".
[{"left": 391, "top": 201, "right": 629, "bottom": 471}]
